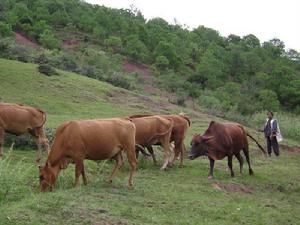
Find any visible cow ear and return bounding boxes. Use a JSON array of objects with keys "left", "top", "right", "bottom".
[{"left": 202, "top": 135, "right": 214, "bottom": 142}]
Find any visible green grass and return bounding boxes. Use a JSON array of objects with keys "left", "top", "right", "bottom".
[{"left": 0, "top": 59, "right": 299, "bottom": 225}]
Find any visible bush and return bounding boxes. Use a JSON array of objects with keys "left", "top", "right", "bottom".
[
  {"left": 39, "top": 30, "right": 61, "bottom": 49},
  {"left": 0, "top": 22, "right": 12, "bottom": 37},
  {"left": 105, "top": 72, "right": 132, "bottom": 90},
  {"left": 7, "top": 44, "right": 31, "bottom": 62},
  {"left": 5, "top": 128, "right": 55, "bottom": 149},
  {"left": 38, "top": 63, "right": 58, "bottom": 76}
]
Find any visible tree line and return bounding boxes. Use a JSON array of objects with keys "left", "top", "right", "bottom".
[{"left": 0, "top": 0, "right": 299, "bottom": 114}]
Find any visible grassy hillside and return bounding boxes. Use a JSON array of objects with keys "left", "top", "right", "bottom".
[{"left": 0, "top": 59, "right": 299, "bottom": 225}]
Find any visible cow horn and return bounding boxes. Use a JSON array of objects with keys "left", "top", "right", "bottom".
[{"left": 202, "top": 135, "right": 214, "bottom": 141}]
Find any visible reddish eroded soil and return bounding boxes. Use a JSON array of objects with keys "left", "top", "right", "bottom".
[
  {"left": 14, "top": 32, "right": 38, "bottom": 47},
  {"left": 63, "top": 39, "right": 80, "bottom": 47},
  {"left": 213, "top": 182, "right": 253, "bottom": 194},
  {"left": 123, "top": 60, "right": 160, "bottom": 95},
  {"left": 280, "top": 144, "right": 300, "bottom": 153}
]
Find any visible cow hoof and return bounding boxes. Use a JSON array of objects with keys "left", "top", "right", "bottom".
[
  {"left": 167, "top": 163, "right": 174, "bottom": 168},
  {"left": 106, "top": 179, "right": 113, "bottom": 184},
  {"left": 208, "top": 175, "right": 213, "bottom": 179},
  {"left": 160, "top": 167, "right": 167, "bottom": 171},
  {"left": 179, "top": 164, "right": 184, "bottom": 168},
  {"left": 249, "top": 170, "right": 254, "bottom": 176}
]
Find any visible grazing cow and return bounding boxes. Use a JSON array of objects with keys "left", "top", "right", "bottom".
[
  {"left": 39, "top": 118, "right": 137, "bottom": 192},
  {"left": 129, "top": 114, "right": 190, "bottom": 167},
  {"left": 0, "top": 102, "right": 49, "bottom": 162},
  {"left": 129, "top": 116, "right": 173, "bottom": 170},
  {"left": 188, "top": 121, "right": 266, "bottom": 178}
]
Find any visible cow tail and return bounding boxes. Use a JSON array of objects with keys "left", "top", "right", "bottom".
[
  {"left": 246, "top": 132, "right": 266, "bottom": 155},
  {"left": 179, "top": 114, "right": 191, "bottom": 127}
]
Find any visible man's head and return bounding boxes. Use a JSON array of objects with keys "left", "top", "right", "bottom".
[{"left": 267, "top": 111, "right": 274, "bottom": 119}]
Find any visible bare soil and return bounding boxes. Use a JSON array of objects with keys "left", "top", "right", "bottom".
[
  {"left": 280, "top": 144, "right": 300, "bottom": 153},
  {"left": 213, "top": 182, "right": 253, "bottom": 194},
  {"left": 14, "top": 32, "right": 38, "bottom": 47}
]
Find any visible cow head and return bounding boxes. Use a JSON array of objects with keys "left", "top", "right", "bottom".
[
  {"left": 188, "top": 134, "right": 214, "bottom": 160},
  {"left": 39, "top": 162, "right": 57, "bottom": 192}
]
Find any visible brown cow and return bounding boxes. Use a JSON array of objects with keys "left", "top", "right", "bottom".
[
  {"left": 130, "top": 114, "right": 190, "bottom": 167},
  {"left": 129, "top": 116, "right": 173, "bottom": 170},
  {"left": 39, "top": 118, "right": 137, "bottom": 192},
  {"left": 188, "top": 121, "right": 266, "bottom": 178},
  {"left": 0, "top": 102, "right": 49, "bottom": 162}
]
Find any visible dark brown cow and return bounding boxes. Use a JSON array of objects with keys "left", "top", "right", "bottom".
[
  {"left": 129, "top": 114, "right": 190, "bottom": 167},
  {"left": 0, "top": 102, "right": 49, "bottom": 161},
  {"left": 39, "top": 118, "right": 137, "bottom": 192},
  {"left": 129, "top": 116, "right": 173, "bottom": 170},
  {"left": 189, "top": 121, "right": 266, "bottom": 178}
]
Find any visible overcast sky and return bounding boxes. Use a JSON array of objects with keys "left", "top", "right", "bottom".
[{"left": 86, "top": 0, "right": 300, "bottom": 51}]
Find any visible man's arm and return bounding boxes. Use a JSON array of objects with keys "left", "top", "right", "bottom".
[{"left": 272, "top": 120, "right": 278, "bottom": 134}]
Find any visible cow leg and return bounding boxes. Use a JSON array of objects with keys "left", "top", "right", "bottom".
[
  {"left": 108, "top": 152, "right": 124, "bottom": 183},
  {"left": 169, "top": 142, "right": 180, "bottom": 167},
  {"left": 124, "top": 145, "right": 137, "bottom": 186},
  {"left": 0, "top": 129, "right": 4, "bottom": 159},
  {"left": 81, "top": 162, "right": 87, "bottom": 185},
  {"left": 34, "top": 137, "right": 42, "bottom": 163},
  {"left": 179, "top": 143, "right": 187, "bottom": 167},
  {"left": 36, "top": 127, "right": 50, "bottom": 154},
  {"left": 243, "top": 148, "right": 254, "bottom": 175},
  {"left": 74, "top": 160, "right": 84, "bottom": 186},
  {"left": 160, "top": 138, "right": 171, "bottom": 170},
  {"left": 208, "top": 157, "right": 215, "bottom": 179},
  {"left": 235, "top": 152, "right": 244, "bottom": 175},
  {"left": 147, "top": 146, "right": 158, "bottom": 165},
  {"left": 227, "top": 155, "right": 234, "bottom": 177}
]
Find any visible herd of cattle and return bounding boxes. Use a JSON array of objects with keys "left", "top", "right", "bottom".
[{"left": 0, "top": 102, "right": 266, "bottom": 192}]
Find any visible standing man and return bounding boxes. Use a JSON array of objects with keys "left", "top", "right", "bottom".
[{"left": 263, "top": 111, "right": 282, "bottom": 157}]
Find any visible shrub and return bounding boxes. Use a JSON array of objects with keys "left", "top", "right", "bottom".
[
  {"left": 7, "top": 44, "right": 31, "bottom": 62},
  {"left": 38, "top": 63, "right": 58, "bottom": 76},
  {"left": 39, "top": 30, "right": 61, "bottom": 49},
  {"left": 105, "top": 72, "right": 132, "bottom": 90},
  {"left": 5, "top": 128, "right": 55, "bottom": 149},
  {"left": 0, "top": 22, "right": 12, "bottom": 37}
]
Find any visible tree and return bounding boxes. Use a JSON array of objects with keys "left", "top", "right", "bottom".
[
  {"left": 39, "top": 30, "right": 61, "bottom": 49},
  {"left": 241, "top": 34, "right": 260, "bottom": 49},
  {"left": 123, "top": 35, "right": 149, "bottom": 62},
  {"left": 154, "top": 41, "right": 181, "bottom": 70},
  {"left": 155, "top": 55, "right": 169, "bottom": 70},
  {"left": 258, "top": 89, "right": 280, "bottom": 111},
  {"left": 0, "top": 22, "right": 12, "bottom": 37},
  {"left": 104, "top": 36, "right": 122, "bottom": 53}
]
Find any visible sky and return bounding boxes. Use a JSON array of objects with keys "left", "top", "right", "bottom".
[{"left": 86, "top": 0, "right": 300, "bottom": 51}]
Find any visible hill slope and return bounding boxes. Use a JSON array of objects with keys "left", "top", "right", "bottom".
[{"left": 0, "top": 59, "right": 299, "bottom": 225}]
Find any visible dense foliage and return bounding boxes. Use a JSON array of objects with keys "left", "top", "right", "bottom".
[{"left": 0, "top": 0, "right": 299, "bottom": 114}]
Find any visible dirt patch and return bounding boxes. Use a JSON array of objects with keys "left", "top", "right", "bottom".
[
  {"left": 213, "top": 182, "right": 252, "bottom": 194},
  {"left": 280, "top": 144, "right": 300, "bottom": 153},
  {"left": 14, "top": 32, "right": 38, "bottom": 47},
  {"left": 123, "top": 60, "right": 160, "bottom": 95},
  {"left": 63, "top": 39, "right": 80, "bottom": 47}
]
